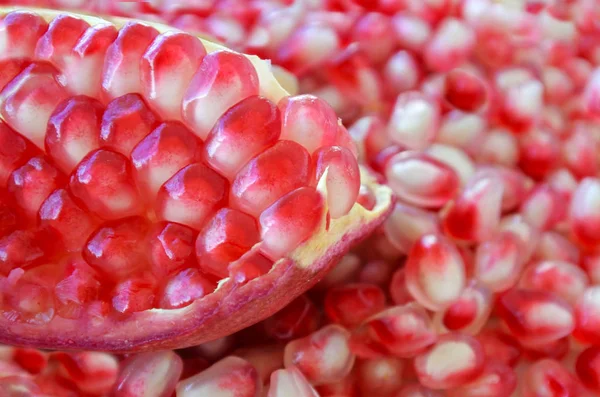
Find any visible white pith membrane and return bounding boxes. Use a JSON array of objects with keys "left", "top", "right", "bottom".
[{"left": 0, "top": 7, "right": 392, "bottom": 351}]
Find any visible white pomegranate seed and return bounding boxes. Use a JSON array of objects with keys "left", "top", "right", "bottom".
[
  {"left": 359, "top": 303, "right": 438, "bottom": 358},
  {"left": 234, "top": 345, "right": 284, "bottom": 384},
  {"left": 348, "top": 115, "right": 390, "bottom": 162},
  {"left": 114, "top": 351, "right": 183, "bottom": 397},
  {"left": 183, "top": 50, "right": 259, "bottom": 140},
  {"left": 425, "top": 143, "right": 475, "bottom": 186},
  {"left": 101, "top": 22, "right": 159, "bottom": 100},
  {"left": 0, "top": 11, "right": 48, "bottom": 60},
  {"left": 405, "top": 234, "right": 466, "bottom": 311},
  {"left": 498, "top": 214, "right": 540, "bottom": 264},
  {"left": 356, "top": 357, "right": 404, "bottom": 396},
  {"left": 140, "top": 31, "right": 207, "bottom": 119},
  {"left": 414, "top": 333, "right": 485, "bottom": 390},
  {"left": 392, "top": 13, "right": 432, "bottom": 53},
  {"left": 496, "top": 289, "right": 575, "bottom": 347},
  {"left": 0, "top": 63, "right": 68, "bottom": 148},
  {"left": 477, "top": 166, "right": 531, "bottom": 213},
  {"left": 476, "top": 128, "right": 519, "bottom": 167},
  {"left": 521, "top": 359, "right": 583, "bottom": 397},
  {"left": 519, "top": 260, "right": 589, "bottom": 305},
  {"left": 446, "top": 361, "right": 517, "bottom": 397},
  {"left": 436, "top": 111, "right": 486, "bottom": 156},
  {"left": 474, "top": 231, "right": 524, "bottom": 293},
  {"left": 155, "top": 163, "right": 228, "bottom": 231},
  {"left": 204, "top": 95, "right": 281, "bottom": 179},
  {"left": 383, "top": 50, "right": 421, "bottom": 97},
  {"left": 573, "top": 286, "right": 600, "bottom": 345},
  {"left": 388, "top": 91, "right": 440, "bottom": 150},
  {"left": 324, "top": 283, "right": 386, "bottom": 328},
  {"left": 385, "top": 150, "right": 459, "bottom": 209},
  {"left": 433, "top": 281, "right": 492, "bottom": 335},
  {"left": 177, "top": 356, "right": 261, "bottom": 397},
  {"left": 268, "top": 366, "right": 319, "bottom": 397},
  {"left": 562, "top": 123, "right": 599, "bottom": 178},
  {"left": 383, "top": 203, "right": 440, "bottom": 254},
  {"left": 569, "top": 177, "right": 600, "bottom": 248},
  {"left": 534, "top": 231, "right": 580, "bottom": 264},
  {"left": 313, "top": 146, "right": 360, "bottom": 219}
]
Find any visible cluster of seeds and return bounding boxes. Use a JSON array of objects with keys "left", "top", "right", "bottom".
[
  {"left": 3, "top": 0, "right": 600, "bottom": 396},
  {"left": 0, "top": 9, "right": 362, "bottom": 327}
]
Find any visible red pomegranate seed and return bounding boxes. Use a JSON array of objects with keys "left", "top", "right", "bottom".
[
  {"left": 521, "top": 359, "right": 583, "bottom": 397},
  {"left": 8, "top": 156, "right": 65, "bottom": 220},
  {"left": 53, "top": 351, "right": 119, "bottom": 395},
  {"left": 54, "top": 258, "right": 100, "bottom": 319},
  {"left": 522, "top": 336, "right": 570, "bottom": 361},
  {"left": 312, "top": 146, "right": 360, "bottom": 218},
  {"left": 519, "top": 260, "right": 589, "bottom": 305},
  {"left": 446, "top": 361, "right": 517, "bottom": 397},
  {"left": 569, "top": 177, "right": 600, "bottom": 248},
  {"left": 324, "top": 283, "right": 386, "bottom": 328},
  {"left": 0, "top": 230, "right": 49, "bottom": 275},
  {"left": 66, "top": 23, "right": 118, "bottom": 98},
  {"left": 348, "top": 115, "right": 390, "bottom": 161},
  {"left": 131, "top": 121, "right": 203, "bottom": 199},
  {"left": 582, "top": 253, "right": 600, "bottom": 285},
  {"left": 204, "top": 95, "right": 281, "bottom": 179},
  {"left": 264, "top": 295, "right": 320, "bottom": 342},
  {"left": 318, "top": 254, "right": 361, "bottom": 290},
  {"left": 424, "top": 18, "right": 475, "bottom": 72},
  {"left": 70, "top": 149, "right": 141, "bottom": 220},
  {"left": 426, "top": 143, "right": 475, "bottom": 186},
  {"left": 12, "top": 348, "right": 47, "bottom": 374},
  {"left": 140, "top": 31, "right": 206, "bottom": 119},
  {"left": 573, "top": 286, "right": 600, "bottom": 345},
  {"left": 101, "top": 22, "right": 159, "bottom": 100},
  {"left": 34, "top": 14, "right": 89, "bottom": 68},
  {"left": 474, "top": 231, "right": 524, "bottom": 293},
  {"left": 316, "top": 375, "right": 358, "bottom": 397},
  {"left": 177, "top": 356, "right": 261, "bottom": 397},
  {"left": 268, "top": 366, "right": 319, "bottom": 397},
  {"left": 389, "top": 268, "right": 413, "bottom": 305},
  {"left": 352, "top": 12, "right": 396, "bottom": 63},
  {"left": 356, "top": 357, "right": 404, "bottom": 396},
  {"left": 496, "top": 289, "right": 575, "bottom": 347},
  {"left": 405, "top": 234, "right": 466, "bottom": 311},
  {"left": 575, "top": 346, "right": 600, "bottom": 392},
  {"left": 114, "top": 351, "right": 182, "bottom": 397},
  {"left": 0, "top": 120, "right": 37, "bottom": 187},
  {"left": 195, "top": 208, "right": 259, "bottom": 278},
  {"left": 396, "top": 383, "right": 445, "bottom": 397},
  {"left": 100, "top": 93, "right": 159, "bottom": 155},
  {"left": 259, "top": 187, "right": 324, "bottom": 260},
  {"left": 498, "top": 214, "right": 540, "bottom": 264},
  {"left": 0, "top": 59, "right": 29, "bottom": 93},
  {"left": 112, "top": 273, "right": 157, "bottom": 314},
  {"left": 383, "top": 203, "right": 440, "bottom": 254},
  {"left": 284, "top": 324, "right": 355, "bottom": 385},
  {"left": 477, "top": 330, "right": 522, "bottom": 367},
  {"left": 443, "top": 173, "right": 504, "bottom": 243},
  {"left": 518, "top": 128, "right": 560, "bottom": 180},
  {"left": 231, "top": 140, "right": 311, "bottom": 217},
  {"left": 4, "top": 272, "right": 55, "bottom": 325},
  {"left": 443, "top": 69, "right": 487, "bottom": 112},
  {"left": 361, "top": 303, "right": 438, "bottom": 358},
  {"left": 0, "top": 11, "right": 48, "bottom": 60},
  {"left": 148, "top": 222, "right": 195, "bottom": 278},
  {"left": 0, "top": 191, "right": 17, "bottom": 238},
  {"left": 183, "top": 50, "right": 259, "bottom": 140},
  {"left": 386, "top": 150, "right": 459, "bottom": 209},
  {"left": 433, "top": 281, "right": 492, "bottom": 335},
  {"left": 45, "top": 96, "right": 103, "bottom": 174},
  {"left": 233, "top": 345, "right": 284, "bottom": 385},
  {"left": 356, "top": 184, "right": 377, "bottom": 211},
  {"left": 388, "top": 91, "right": 440, "bottom": 150},
  {"left": 277, "top": 24, "right": 340, "bottom": 76},
  {"left": 0, "top": 63, "right": 68, "bottom": 148},
  {"left": 83, "top": 217, "right": 150, "bottom": 281},
  {"left": 414, "top": 333, "right": 485, "bottom": 390},
  {"left": 228, "top": 251, "right": 274, "bottom": 284},
  {"left": 562, "top": 123, "right": 599, "bottom": 178},
  {"left": 583, "top": 67, "right": 600, "bottom": 117},
  {"left": 155, "top": 163, "right": 228, "bottom": 231},
  {"left": 159, "top": 268, "right": 216, "bottom": 309}
]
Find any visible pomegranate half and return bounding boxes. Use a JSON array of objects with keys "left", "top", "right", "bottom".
[{"left": 0, "top": 7, "right": 392, "bottom": 352}]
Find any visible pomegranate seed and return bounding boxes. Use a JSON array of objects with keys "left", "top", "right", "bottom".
[
  {"left": 562, "top": 123, "right": 599, "bottom": 178},
  {"left": 8, "top": 156, "right": 65, "bottom": 220},
  {"left": 389, "top": 268, "right": 413, "bottom": 306},
  {"left": 114, "top": 351, "right": 182, "bottom": 397},
  {"left": 183, "top": 50, "right": 259, "bottom": 140},
  {"left": 348, "top": 115, "right": 390, "bottom": 161},
  {"left": 522, "top": 336, "right": 570, "bottom": 361},
  {"left": 396, "top": 383, "right": 444, "bottom": 397},
  {"left": 66, "top": 23, "right": 118, "bottom": 98},
  {"left": 148, "top": 222, "right": 195, "bottom": 278},
  {"left": 474, "top": 231, "right": 524, "bottom": 293},
  {"left": 519, "top": 260, "right": 588, "bottom": 305},
  {"left": 386, "top": 151, "right": 459, "bottom": 209},
  {"left": 360, "top": 303, "right": 438, "bottom": 358},
  {"left": 425, "top": 144, "right": 475, "bottom": 186},
  {"left": 520, "top": 184, "right": 566, "bottom": 231},
  {"left": 53, "top": 351, "right": 119, "bottom": 395},
  {"left": 433, "top": 281, "right": 492, "bottom": 335},
  {"left": 45, "top": 96, "right": 103, "bottom": 174},
  {"left": 384, "top": 50, "right": 421, "bottom": 97},
  {"left": 83, "top": 217, "right": 150, "bottom": 281},
  {"left": 229, "top": 251, "right": 274, "bottom": 284},
  {"left": 356, "top": 357, "right": 404, "bottom": 396},
  {"left": 392, "top": 13, "right": 432, "bottom": 53},
  {"left": 318, "top": 254, "right": 361, "bottom": 290},
  {"left": 100, "top": 93, "right": 159, "bottom": 155},
  {"left": 436, "top": 111, "right": 486, "bottom": 156},
  {"left": 521, "top": 359, "right": 583, "bottom": 397},
  {"left": 534, "top": 231, "right": 580, "bottom": 264},
  {"left": 101, "top": 22, "right": 159, "bottom": 100},
  {"left": 268, "top": 366, "right": 319, "bottom": 397},
  {"left": 131, "top": 121, "right": 203, "bottom": 199},
  {"left": 156, "top": 163, "right": 228, "bottom": 231},
  {"left": 446, "top": 361, "right": 517, "bottom": 397},
  {"left": 443, "top": 69, "right": 487, "bottom": 112},
  {"left": 424, "top": 18, "right": 475, "bottom": 72},
  {"left": 383, "top": 203, "right": 440, "bottom": 254},
  {"left": 313, "top": 146, "right": 360, "bottom": 218},
  {"left": 583, "top": 67, "right": 600, "bottom": 117},
  {"left": 388, "top": 91, "right": 440, "bottom": 150},
  {"left": 477, "top": 330, "right": 522, "bottom": 367},
  {"left": 497, "top": 289, "right": 575, "bottom": 347},
  {"left": 54, "top": 259, "right": 100, "bottom": 319},
  {"left": 0, "top": 230, "right": 50, "bottom": 275},
  {"left": 0, "top": 11, "right": 48, "bottom": 60},
  {"left": 140, "top": 31, "right": 207, "bottom": 119},
  {"left": 324, "top": 283, "right": 386, "bottom": 328},
  {"left": 259, "top": 187, "right": 324, "bottom": 260},
  {"left": 11, "top": 348, "right": 47, "bottom": 374},
  {"left": 234, "top": 345, "right": 284, "bottom": 385},
  {"left": 575, "top": 346, "right": 600, "bottom": 392},
  {"left": 204, "top": 95, "right": 281, "bottom": 179},
  {"left": 498, "top": 214, "right": 540, "bottom": 264},
  {"left": 4, "top": 273, "right": 55, "bottom": 325},
  {"left": 352, "top": 12, "right": 396, "bottom": 63},
  {"left": 573, "top": 286, "right": 600, "bottom": 345},
  {"left": 443, "top": 173, "right": 504, "bottom": 243},
  {"left": 34, "top": 14, "right": 89, "bottom": 68},
  {"left": 264, "top": 295, "right": 320, "bottom": 342},
  {"left": 112, "top": 273, "right": 157, "bottom": 314},
  {"left": 159, "top": 268, "right": 216, "bottom": 310},
  {"left": 177, "top": 356, "right": 261, "bottom": 397},
  {"left": 0, "top": 63, "right": 68, "bottom": 148},
  {"left": 0, "top": 59, "right": 29, "bottom": 93},
  {"left": 405, "top": 234, "right": 466, "bottom": 311},
  {"left": 476, "top": 128, "right": 519, "bottom": 167},
  {"left": 414, "top": 333, "right": 485, "bottom": 390},
  {"left": 569, "top": 177, "right": 600, "bottom": 248},
  {"left": 0, "top": 121, "right": 37, "bottom": 187}
]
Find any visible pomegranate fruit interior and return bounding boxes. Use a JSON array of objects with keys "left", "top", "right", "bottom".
[{"left": 0, "top": 7, "right": 392, "bottom": 352}]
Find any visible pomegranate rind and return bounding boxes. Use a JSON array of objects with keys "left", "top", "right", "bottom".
[{"left": 0, "top": 8, "right": 393, "bottom": 352}]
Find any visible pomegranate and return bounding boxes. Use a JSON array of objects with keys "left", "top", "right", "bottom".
[{"left": 0, "top": 8, "right": 392, "bottom": 352}]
